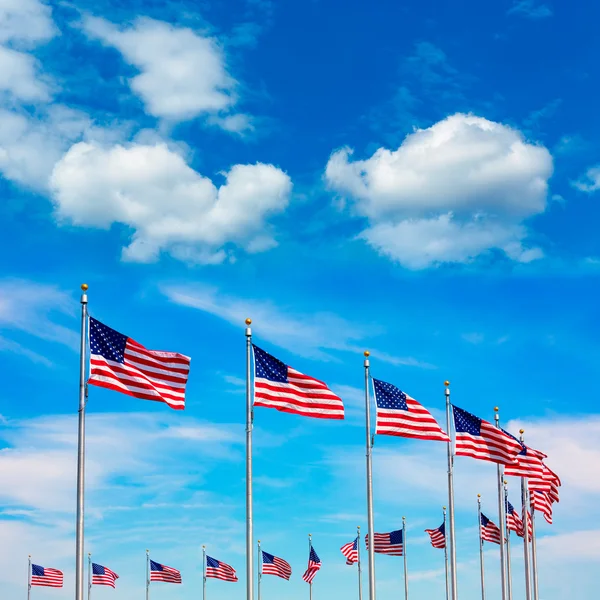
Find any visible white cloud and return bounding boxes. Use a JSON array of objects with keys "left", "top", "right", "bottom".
[
  {"left": 50, "top": 141, "right": 292, "bottom": 263},
  {"left": 0, "top": 0, "right": 56, "bottom": 47},
  {"left": 507, "top": 0, "right": 553, "bottom": 19},
  {"left": 573, "top": 165, "right": 600, "bottom": 193},
  {"left": 325, "top": 113, "right": 553, "bottom": 269},
  {"left": 0, "top": 45, "right": 51, "bottom": 101},
  {"left": 83, "top": 16, "right": 250, "bottom": 129}
]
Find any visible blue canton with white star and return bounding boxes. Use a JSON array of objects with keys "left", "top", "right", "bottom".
[
  {"left": 206, "top": 556, "right": 220, "bottom": 568},
  {"left": 253, "top": 345, "right": 288, "bottom": 382},
  {"left": 481, "top": 514, "right": 491, "bottom": 526},
  {"left": 309, "top": 547, "right": 321, "bottom": 564},
  {"left": 452, "top": 405, "right": 482, "bottom": 435},
  {"left": 389, "top": 529, "right": 403, "bottom": 544},
  {"left": 90, "top": 317, "right": 127, "bottom": 364},
  {"left": 150, "top": 560, "right": 164, "bottom": 572},
  {"left": 373, "top": 378, "right": 409, "bottom": 411},
  {"left": 92, "top": 564, "right": 106, "bottom": 575}
]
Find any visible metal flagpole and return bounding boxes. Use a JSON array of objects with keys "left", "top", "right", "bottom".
[
  {"left": 202, "top": 546, "right": 207, "bottom": 600},
  {"left": 493, "top": 408, "right": 508, "bottom": 600},
  {"left": 245, "top": 318, "right": 254, "bottom": 600},
  {"left": 76, "top": 283, "right": 89, "bottom": 600},
  {"left": 87, "top": 553, "right": 91, "bottom": 600},
  {"left": 308, "top": 534, "right": 313, "bottom": 600},
  {"left": 257, "top": 541, "right": 262, "bottom": 600},
  {"left": 146, "top": 550, "right": 150, "bottom": 600},
  {"left": 364, "top": 351, "right": 376, "bottom": 600},
  {"left": 530, "top": 507, "right": 539, "bottom": 600},
  {"left": 402, "top": 517, "right": 408, "bottom": 600},
  {"left": 477, "top": 495, "right": 486, "bottom": 600},
  {"left": 443, "top": 508, "right": 449, "bottom": 600},
  {"left": 357, "top": 526, "right": 363, "bottom": 600},
  {"left": 504, "top": 484, "right": 513, "bottom": 600},
  {"left": 444, "top": 381, "right": 458, "bottom": 600},
  {"left": 519, "top": 434, "right": 532, "bottom": 600},
  {"left": 27, "top": 555, "right": 31, "bottom": 600}
]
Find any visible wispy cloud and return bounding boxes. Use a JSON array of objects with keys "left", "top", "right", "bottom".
[{"left": 507, "top": 1, "right": 553, "bottom": 19}]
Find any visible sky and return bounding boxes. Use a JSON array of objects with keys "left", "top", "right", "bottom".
[{"left": 1, "top": 0, "right": 600, "bottom": 598}]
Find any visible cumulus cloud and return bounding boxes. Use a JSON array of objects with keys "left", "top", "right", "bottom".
[
  {"left": 573, "top": 165, "right": 600, "bottom": 193},
  {"left": 82, "top": 16, "right": 250, "bottom": 130},
  {"left": 0, "top": 0, "right": 56, "bottom": 46},
  {"left": 49, "top": 141, "right": 292, "bottom": 263},
  {"left": 325, "top": 113, "right": 553, "bottom": 268}
]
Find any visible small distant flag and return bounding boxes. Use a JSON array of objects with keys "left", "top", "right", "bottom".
[
  {"left": 480, "top": 514, "right": 502, "bottom": 545},
  {"left": 504, "top": 442, "right": 546, "bottom": 479},
  {"left": 31, "top": 565, "right": 63, "bottom": 588},
  {"left": 206, "top": 556, "right": 238, "bottom": 582},
  {"left": 365, "top": 530, "right": 404, "bottom": 556},
  {"left": 425, "top": 523, "right": 446, "bottom": 549},
  {"left": 531, "top": 491, "right": 553, "bottom": 524},
  {"left": 92, "top": 563, "right": 119, "bottom": 588},
  {"left": 340, "top": 537, "right": 359, "bottom": 565},
  {"left": 373, "top": 379, "right": 450, "bottom": 442},
  {"left": 89, "top": 317, "right": 191, "bottom": 410},
  {"left": 253, "top": 345, "right": 344, "bottom": 419},
  {"left": 302, "top": 547, "right": 322, "bottom": 584},
  {"left": 261, "top": 551, "right": 292, "bottom": 580},
  {"left": 150, "top": 560, "right": 181, "bottom": 584},
  {"left": 452, "top": 406, "right": 522, "bottom": 465},
  {"left": 506, "top": 500, "right": 524, "bottom": 538}
]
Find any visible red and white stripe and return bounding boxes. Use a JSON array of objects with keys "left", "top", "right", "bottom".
[
  {"left": 262, "top": 554, "right": 292, "bottom": 580},
  {"left": 455, "top": 419, "right": 522, "bottom": 465},
  {"left": 424, "top": 527, "right": 446, "bottom": 549},
  {"left": 150, "top": 564, "right": 181, "bottom": 583},
  {"left": 302, "top": 563, "right": 321, "bottom": 584},
  {"left": 531, "top": 491, "right": 553, "bottom": 524},
  {"left": 31, "top": 567, "right": 63, "bottom": 588},
  {"left": 365, "top": 533, "right": 404, "bottom": 556},
  {"left": 340, "top": 539, "right": 359, "bottom": 565},
  {"left": 90, "top": 337, "right": 190, "bottom": 410},
  {"left": 506, "top": 509, "right": 524, "bottom": 538},
  {"left": 481, "top": 518, "right": 502, "bottom": 545},
  {"left": 376, "top": 394, "right": 450, "bottom": 442},
  {"left": 92, "top": 567, "right": 119, "bottom": 588},
  {"left": 206, "top": 559, "right": 238, "bottom": 582},
  {"left": 254, "top": 367, "right": 344, "bottom": 419},
  {"left": 505, "top": 445, "right": 546, "bottom": 478}
]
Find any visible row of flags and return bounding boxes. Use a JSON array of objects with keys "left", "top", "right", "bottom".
[{"left": 28, "top": 563, "right": 117, "bottom": 589}]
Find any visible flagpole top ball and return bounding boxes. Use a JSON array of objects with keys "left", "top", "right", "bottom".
[
  {"left": 494, "top": 406, "right": 499, "bottom": 412},
  {"left": 245, "top": 318, "right": 252, "bottom": 325},
  {"left": 443, "top": 506, "right": 447, "bottom": 510},
  {"left": 477, "top": 493, "right": 481, "bottom": 498},
  {"left": 444, "top": 380, "right": 450, "bottom": 386},
  {"left": 364, "top": 350, "right": 370, "bottom": 357},
  {"left": 519, "top": 428, "right": 525, "bottom": 434},
  {"left": 81, "top": 283, "right": 88, "bottom": 291}
]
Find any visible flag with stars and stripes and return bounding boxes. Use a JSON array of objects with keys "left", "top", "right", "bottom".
[
  {"left": 31, "top": 565, "right": 63, "bottom": 588},
  {"left": 89, "top": 317, "right": 191, "bottom": 410},
  {"left": 150, "top": 560, "right": 181, "bottom": 584},
  {"left": 529, "top": 464, "right": 561, "bottom": 503},
  {"left": 373, "top": 378, "right": 450, "bottom": 442},
  {"left": 92, "top": 563, "right": 119, "bottom": 588},
  {"left": 425, "top": 523, "right": 446, "bottom": 549},
  {"left": 365, "top": 530, "right": 404, "bottom": 556},
  {"left": 506, "top": 500, "right": 524, "bottom": 537},
  {"left": 452, "top": 406, "right": 522, "bottom": 465},
  {"left": 531, "top": 490, "right": 553, "bottom": 524},
  {"left": 504, "top": 442, "right": 546, "bottom": 479},
  {"left": 253, "top": 345, "right": 344, "bottom": 419},
  {"left": 340, "top": 537, "right": 359, "bottom": 565},
  {"left": 302, "top": 547, "right": 322, "bottom": 584},
  {"left": 261, "top": 551, "right": 292, "bottom": 580},
  {"left": 206, "top": 556, "right": 238, "bottom": 582},
  {"left": 480, "top": 514, "right": 502, "bottom": 545}
]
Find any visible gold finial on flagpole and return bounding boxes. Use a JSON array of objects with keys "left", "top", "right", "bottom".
[
  {"left": 245, "top": 318, "right": 252, "bottom": 325},
  {"left": 81, "top": 283, "right": 88, "bottom": 291},
  {"left": 494, "top": 406, "right": 499, "bottom": 412},
  {"left": 364, "top": 350, "right": 370, "bottom": 357},
  {"left": 519, "top": 429, "right": 525, "bottom": 434}
]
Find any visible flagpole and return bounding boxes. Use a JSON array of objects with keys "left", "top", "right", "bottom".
[
  {"left": 308, "top": 533, "right": 313, "bottom": 600},
  {"left": 202, "top": 546, "right": 207, "bottom": 600},
  {"left": 257, "top": 540, "right": 262, "bottom": 600},
  {"left": 76, "top": 283, "right": 89, "bottom": 600},
  {"left": 443, "top": 508, "right": 449, "bottom": 600},
  {"left": 477, "top": 495, "right": 486, "bottom": 600},
  {"left": 87, "top": 553, "right": 91, "bottom": 600},
  {"left": 357, "top": 526, "right": 363, "bottom": 600},
  {"left": 493, "top": 408, "right": 508, "bottom": 600},
  {"left": 530, "top": 508, "right": 539, "bottom": 600},
  {"left": 245, "top": 318, "right": 254, "bottom": 600},
  {"left": 364, "top": 351, "right": 376, "bottom": 600},
  {"left": 504, "top": 484, "right": 513, "bottom": 600},
  {"left": 402, "top": 517, "right": 408, "bottom": 600},
  {"left": 27, "top": 554, "right": 31, "bottom": 600},
  {"left": 444, "top": 381, "right": 458, "bottom": 600},
  {"left": 146, "top": 550, "right": 150, "bottom": 600},
  {"left": 519, "top": 432, "right": 532, "bottom": 600}
]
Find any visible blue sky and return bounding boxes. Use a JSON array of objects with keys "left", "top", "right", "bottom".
[{"left": 1, "top": 0, "right": 600, "bottom": 598}]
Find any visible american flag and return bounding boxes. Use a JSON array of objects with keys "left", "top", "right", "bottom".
[
  {"left": 452, "top": 406, "right": 522, "bottom": 465},
  {"left": 31, "top": 564, "right": 63, "bottom": 588},
  {"left": 253, "top": 345, "right": 344, "bottom": 419},
  {"left": 365, "top": 530, "right": 404, "bottom": 556},
  {"left": 89, "top": 317, "right": 191, "bottom": 410},
  {"left": 424, "top": 522, "right": 446, "bottom": 549},
  {"left": 92, "top": 563, "right": 119, "bottom": 588},
  {"left": 480, "top": 514, "right": 502, "bottom": 545},
  {"left": 302, "top": 547, "right": 322, "bottom": 584},
  {"left": 373, "top": 379, "right": 450, "bottom": 442},
  {"left": 506, "top": 500, "right": 524, "bottom": 537},
  {"left": 530, "top": 464, "right": 560, "bottom": 503},
  {"left": 504, "top": 442, "right": 546, "bottom": 479},
  {"left": 531, "top": 491, "right": 553, "bottom": 524},
  {"left": 261, "top": 551, "right": 292, "bottom": 580},
  {"left": 340, "top": 537, "right": 359, "bottom": 565},
  {"left": 206, "top": 556, "right": 238, "bottom": 582},
  {"left": 150, "top": 560, "right": 182, "bottom": 583}
]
